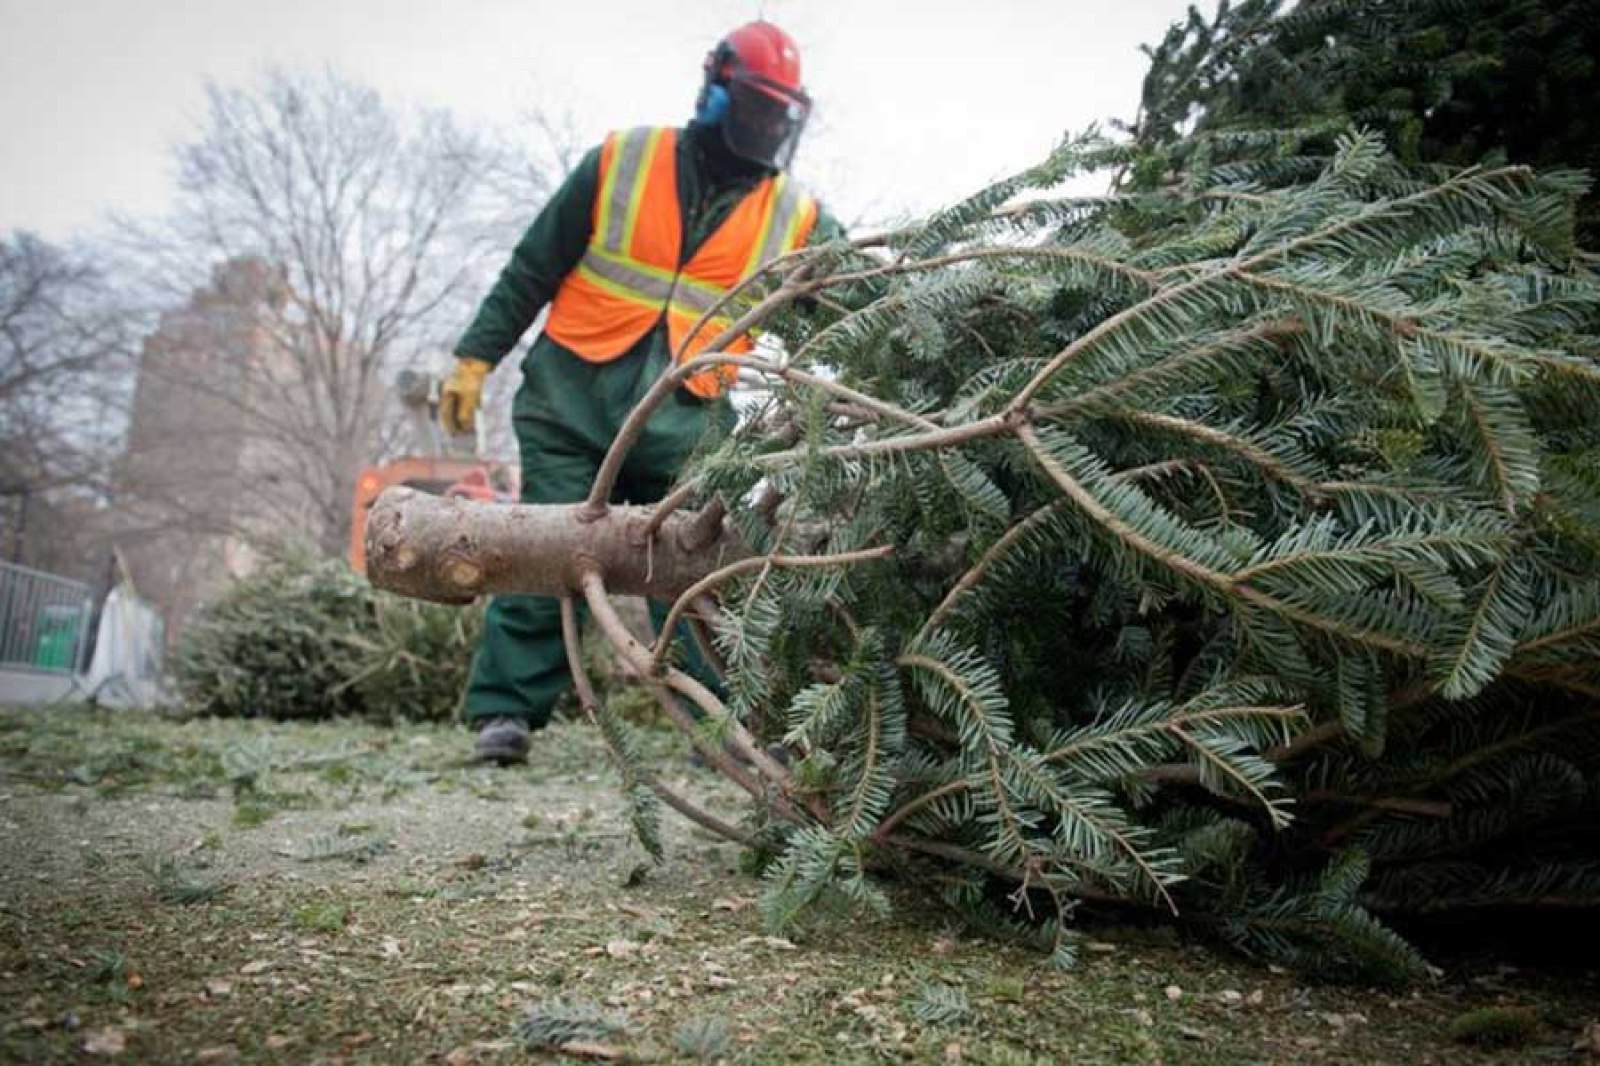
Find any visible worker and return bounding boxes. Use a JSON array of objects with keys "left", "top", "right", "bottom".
[{"left": 438, "top": 20, "right": 842, "bottom": 764}]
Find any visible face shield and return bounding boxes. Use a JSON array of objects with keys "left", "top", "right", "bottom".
[{"left": 721, "top": 74, "right": 811, "bottom": 170}]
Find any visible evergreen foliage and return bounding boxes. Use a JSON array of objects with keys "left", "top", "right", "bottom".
[
  {"left": 601, "top": 123, "right": 1600, "bottom": 982},
  {"left": 1130, "top": 0, "right": 1600, "bottom": 241},
  {"left": 514, "top": 999, "right": 630, "bottom": 1051},
  {"left": 173, "top": 551, "right": 481, "bottom": 721}
]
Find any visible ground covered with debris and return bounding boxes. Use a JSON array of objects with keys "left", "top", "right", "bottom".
[{"left": 1, "top": 707, "right": 1595, "bottom": 1063}]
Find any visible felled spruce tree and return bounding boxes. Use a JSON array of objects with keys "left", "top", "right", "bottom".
[{"left": 369, "top": 128, "right": 1600, "bottom": 981}]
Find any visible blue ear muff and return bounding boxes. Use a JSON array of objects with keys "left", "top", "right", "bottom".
[{"left": 697, "top": 82, "right": 730, "bottom": 126}]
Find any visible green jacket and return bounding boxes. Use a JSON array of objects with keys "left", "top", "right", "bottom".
[{"left": 454, "top": 123, "right": 843, "bottom": 369}]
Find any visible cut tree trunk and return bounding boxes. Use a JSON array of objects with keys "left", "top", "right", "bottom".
[{"left": 362, "top": 487, "right": 743, "bottom": 604}]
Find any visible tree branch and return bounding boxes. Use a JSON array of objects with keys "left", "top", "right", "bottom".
[{"left": 559, "top": 596, "right": 755, "bottom": 846}]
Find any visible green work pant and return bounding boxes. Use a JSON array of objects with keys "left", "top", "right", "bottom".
[{"left": 463, "top": 341, "right": 726, "bottom": 726}]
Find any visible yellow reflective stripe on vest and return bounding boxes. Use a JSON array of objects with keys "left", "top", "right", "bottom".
[
  {"left": 744, "top": 174, "right": 809, "bottom": 276},
  {"left": 620, "top": 128, "right": 666, "bottom": 253},
  {"left": 596, "top": 127, "right": 663, "bottom": 255},
  {"left": 776, "top": 186, "right": 813, "bottom": 259}
]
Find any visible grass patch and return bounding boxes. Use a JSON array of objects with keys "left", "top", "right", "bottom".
[
  {"left": 79, "top": 947, "right": 140, "bottom": 1005},
  {"left": 292, "top": 900, "right": 349, "bottom": 934},
  {"left": 85, "top": 947, "right": 131, "bottom": 985},
  {"left": 319, "top": 762, "right": 354, "bottom": 786},
  {"left": 231, "top": 799, "right": 275, "bottom": 828},
  {"left": 675, "top": 1016, "right": 732, "bottom": 1059},
  {"left": 1448, "top": 1006, "right": 1540, "bottom": 1049}
]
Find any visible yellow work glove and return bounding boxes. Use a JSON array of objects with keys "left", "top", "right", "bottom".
[{"left": 439, "top": 357, "right": 491, "bottom": 436}]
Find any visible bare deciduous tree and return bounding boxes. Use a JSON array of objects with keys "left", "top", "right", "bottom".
[
  {"left": 0, "top": 232, "right": 134, "bottom": 574},
  {"left": 120, "top": 67, "right": 533, "bottom": 559}
]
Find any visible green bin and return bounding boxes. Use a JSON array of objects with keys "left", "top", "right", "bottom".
[{"left": 34, "top": 605, "right": 82, "bottom": 671}]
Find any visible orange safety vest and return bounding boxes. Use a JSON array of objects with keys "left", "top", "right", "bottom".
[{"left": 545, "top": 126, "right": 818, "bottom": 399}]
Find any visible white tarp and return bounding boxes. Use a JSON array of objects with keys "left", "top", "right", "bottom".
[{"left": 82, "top": 584, "right": 172, "bottom": 709}]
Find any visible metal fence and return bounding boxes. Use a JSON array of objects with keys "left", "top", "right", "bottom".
[{"left": 0, "top": 560, "right": 92, "bottom": 674}]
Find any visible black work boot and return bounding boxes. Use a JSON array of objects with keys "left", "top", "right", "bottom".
[{"left": 473, "top": 716, "right": 531, "bottom": 765}]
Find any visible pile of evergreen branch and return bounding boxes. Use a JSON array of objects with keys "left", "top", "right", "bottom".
[
  {"left": 598, "top": 127, "right": 1600, "bottom": 981},
  {"left": 173, "top": 551, "right": 481, "bottom": 722}
]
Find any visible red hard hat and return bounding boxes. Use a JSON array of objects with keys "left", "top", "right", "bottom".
[{"left": 717, "top": 21, "right": 803, "bottom": 93}]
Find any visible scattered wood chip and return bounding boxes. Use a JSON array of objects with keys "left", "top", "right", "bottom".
[
  {"left": 605, "top": 939, "right": 641, "bottom": 959},
  {"left": 82, "top": 1027, "right": 126, "bottom": 1055},
  {"left": 736, "top": 935, "right": 796, "bottom": 951},
  {"left": 239, "top": 959, "right": 272, "bottom": 975},
  {"left": 1164, "top": 985, "right": 1184, "bottom": 1001},
  {"left": 194, "top": 1047, "right": 238, "bottom": 1062}
]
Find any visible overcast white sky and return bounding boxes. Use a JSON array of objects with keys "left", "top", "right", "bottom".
[{"left": 0, "top": 0, "right": 1196, "bottom": 240}]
